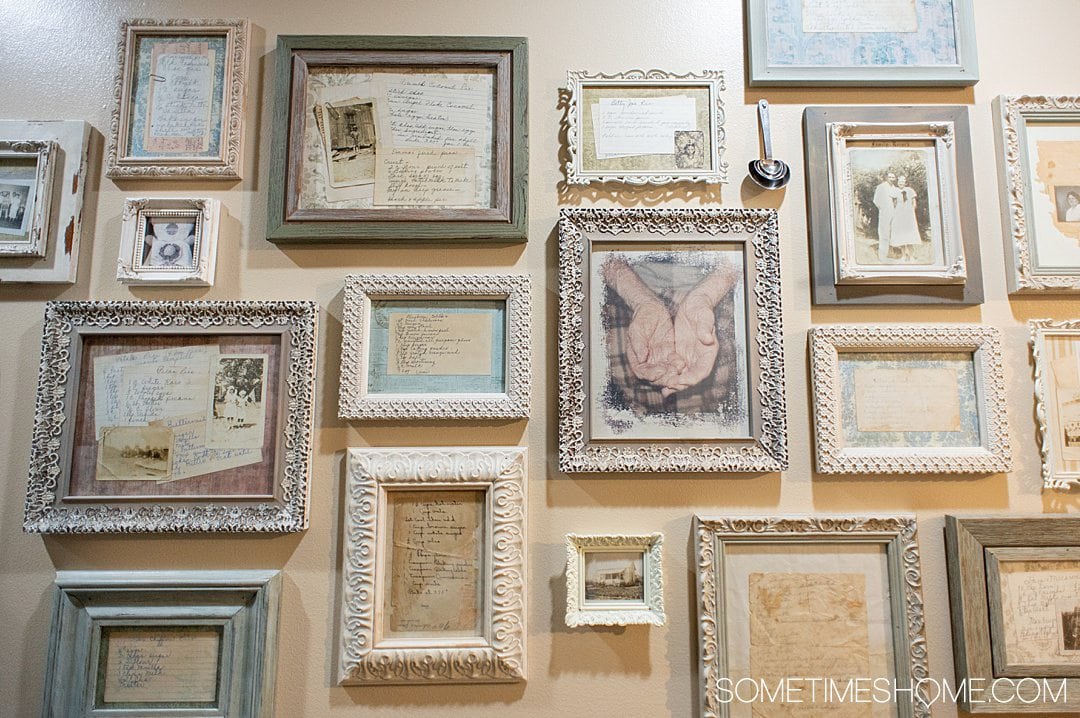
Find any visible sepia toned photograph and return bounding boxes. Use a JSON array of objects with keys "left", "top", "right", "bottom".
[
  {"left": 847, "top": 142, "right": 943, "bottom": 267},
  {"left": 674, "top": 130, "right": 705, "bottom": 169},
  {"left": 1055, "top": 186, "right": 1080, "bottom": 223},
  {"left": 207, "top": 354, "right": 269, "bottom": 450},
  {"left": 1062, "top": 604, "right": 1080, "bottom": 652},
  {"left": 138, "top": 212, "right": 199, "bottom": 270},
  {"left": 0, "top": 179, "right": 33, "bottom": 237},
  {"left": 96, "top": 425, "right": 173, "bottom": 481},
  {"left": 584, "top": 551, "right": 645, "bottom": 602},
  {"left": 317, "top": 97, "right": 378, "bottom": 188}
]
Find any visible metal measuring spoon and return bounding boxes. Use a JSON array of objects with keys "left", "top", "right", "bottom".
[{"left": 748, "top": 99, "right": 791, "bottom": 190}]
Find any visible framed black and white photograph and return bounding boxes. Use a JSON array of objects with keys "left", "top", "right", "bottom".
[
  {"left": 117, "top": 198, "right": 221, "bottom": 285},
  {"left": 0, "top": 139, "right": 55, "bottom": 257},
  {"left": 565, "top": 533, "right": 664, "bottom": 627}
]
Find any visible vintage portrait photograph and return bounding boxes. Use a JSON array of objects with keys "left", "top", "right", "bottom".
[
  {"left": 316, "top": 97, "right": 378, "bottom": 188},
  {"left": 207, "top": 354, "right": 268, "bottom": 450},
  {"left": 846, "top": 142, "right": 944, "bottom": 267},
  {"left": 1061, "top": 602, "right": 1080, "bottom": 653},
  {"left": 584, "top": 551, "right": 645, "bottom": 603},
  {"left": 589, "top": 246, "right": 749, "bottom": 441},
  {"left": 674, "top": 129, "right": 705, "bottom": 169},
  {"left": 137, "top": 212, "right": 199, "bottom": 270},
  {"left": 0, "top": 179, "right": 34, "bottom": 237},
  {"left": 1055, "top": 186, "right": 1080, "bottom": 223},
  {"left": 96, "top": 425, "right": 173, "bottom": 481}
]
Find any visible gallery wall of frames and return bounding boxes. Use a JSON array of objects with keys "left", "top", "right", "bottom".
[{"left": 2, "top": 0, "right": 1080, "bottom": 716}]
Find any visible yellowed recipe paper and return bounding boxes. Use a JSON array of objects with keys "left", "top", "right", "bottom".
[
  {"left": 749, "top": 573, "right": 873, "bottom": 718},
  {"left": 387, "top": 312, "right": 493, "bottom": 376},
  {"left": 1050, "top": 351, "right": 1080, "bottom": 462},
  {"left": 853, "top": 367, "right": 960, "bottom": 433},
  {"left": 144, "top": 42, "right": 215, "bottom": 154},
  {"left": 374, "top": 147, "right": 476, "bottom": 206},
  {"left": 383, "top": 490, "right": 484, "bottom": 639},
  {"left": 801, "top": 0, "right": 917, "bottom": 34},
  {"left": 998, "top": 560, "right": 1080, "bottom": 666},
  {"left": 102, "top": 628, "right": 220, "bottom": 704}
]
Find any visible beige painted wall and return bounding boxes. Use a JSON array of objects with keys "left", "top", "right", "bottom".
[{"left": 1, "top": 0, "right": 1078, "bottom": 715}]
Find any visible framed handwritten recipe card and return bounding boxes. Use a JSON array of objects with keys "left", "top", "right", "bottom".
[
  {"left": 565, "top": 70, "right": 726, "bottom": 185},
  {"left": 339, "top": 448, "right": 526, "bottom": 685},
  {"left": 339, "top": 274, "right": 530, "bottom": 420},
  {"left": 746, "top": 0, "right": 978, "bottom": 85},
  {"left": 105, "top": 19, "right": 249, "bottom": 179},
  {"left": 43, "top": 570, "right": 280, "bottom": 718},
  {"left": 23, "top": 301, "right": 317, "bottom": 534},
  {"left": 267, "top": 35, "right": 528, "bottom": 242},
  {"left": 809, "top": 324, "right": 1010, "bottom": 474}
]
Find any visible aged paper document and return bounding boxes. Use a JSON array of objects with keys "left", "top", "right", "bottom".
[
  {"left": 145, "top": 42, "right": 215, "bottom": 154},
  {"left": 374, "top": 147, "right": 476, "bottom": 206},
  {"left": 383, "top": 490, "right": 484, "bottom": 639},
  {"left": 387, "top": 312, "right": 492, "bottom": 376},
  {"left": 801, "top": 0, "right": 918, "bottom": 34},
  {"left": 853, "top": 366, "right": 960, "bottom": 433},
  {"left": 998, "top": 560, "right": 1080, "bottom": 666},
  {"left": 749, "top": 573, "right": 873, "bottom": 717},
  {"left": 1051, "top": 350, "right": 1080, "bottom": 462},
  {"left": 151, "top": 413, "right": 260, "bottom": 482},
  {"left": 591, "top": 96, "right": 697, "bottom": 158},
  {"left": 1036, "top": 140, "right": 1080, "bottom": 243},
  {"left": 102, "top": 627, "right": 220, "bottom": 704}
]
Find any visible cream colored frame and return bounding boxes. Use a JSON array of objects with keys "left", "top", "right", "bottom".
[
  {"left": 565, "top": 69, "right": 726, "bottom": 185},
  {"left": 0, "top": 140, "right": 56, "bottom": 257},
  {"left": 339, "top": 447, "right": 526, "bottom": 685},
  {"left": 809, "top": 324, "right": 1011, "bottom": 474},
  {"left": 116, "top": 198, "right": 221, "bottom": 286},
  {"left": 565, "top": 533, "right": 664, "bottom": 627},
  {"left": 105, "top": 18, "right": 248, "bottom": 179},
  {"left": 1030, "top": 319, "right": 1080, "bottom": 490},
  {"left": 827, "top": 121, "right": 966, "bottom": 285}
]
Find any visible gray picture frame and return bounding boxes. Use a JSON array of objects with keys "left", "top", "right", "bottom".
[
  {"left": 42, "top": 570, "right": 281, "bottom": 718},
  {"left": 804, "top": 106, "right": 984, "bottom": 305},
  {"left": 945, "top": 516, "right": 1080, "bottom": 712}
]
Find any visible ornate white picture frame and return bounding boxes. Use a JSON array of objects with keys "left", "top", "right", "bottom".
[
  {"left": 0, "top": 120, "right": 90, "bottom": 284},
  {"left": 996, "top": 96, "right": 1080, "bottom": 293},
  {"left": 0, "top": 139, "right": 57, "bottom": 257},
  {"left": 565, "top": 533, "right": 664, "bottom": 627},
  {"left": 117, "top": 198, "right": 221, "bottom": 285},
  {"left": 565, "top": 70, "right": 726, "bottom": 185},
  {"left": 810, "top": 324, "right": 1011, "bottom": 474},
  {"left": 557, "top": 208, "right": 787, "bottom": 474},
  {"left": 1030, "top": 319, "right": 1080, "bottom": 490},
  {"left": 105, "top": 18, "right": 249, "bottom": 179},
  {"left": 694, "top": 516, "right": 930, "bottom": 718},
  {"left": 339, "top": 447, "right": 526, "bottom": 685},
  {"left": 339, "top": 274, "right": 531, "bottom": 420}
]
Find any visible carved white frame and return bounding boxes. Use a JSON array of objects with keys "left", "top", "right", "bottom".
[
  {"left": 339, "top": 274, "right": 531, "bottom": 420},
  {"left": 996, "top": 96, "right": 1080, "bottom": 292},
  {"left": 105, "top": 18, "right": 249, "bottom": 179},
  {"left": 1029, "top": 319, "right": 1080, "bottom": 490},
  {"left": 557, "top": 207, "right": 787, "bottom": 473},
  {"left": 827, "top": 121, "right": 966, "bottom": 285},
  {"left": 116, "top": 198, "right": 221, "bottom": 286},
  {"left": 339, "top": 447, "right": 526, "bottom": 685},
  {"left": 0, "top": 139, "right": 57, "bottom": 257},
  {"left": 565, "top": 70, "right": 727, "bottom": 185},
  {"left": 694, "top": 516, "right": 930, "bottom": 718},
  {"left": 24, "top": 300, "right": 318, "bottom": 534},
  {"left": 565, "top": 533, "right": 664, "bottom": 627},
  {"left": 810, "top": 324, "right": 1011, "bottom": 474}
]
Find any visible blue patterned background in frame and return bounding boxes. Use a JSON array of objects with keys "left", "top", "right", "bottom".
[
  {"left": 838, "top": 351, "right": 980, "bottom": 448},
  {"left": 367, "top": 300, "right": 506, "bottom": 395},
  {"left": 126, "top": 34, "right": 227, "bottom": 158},
  {"left": 765, "top": 0, "right": 959, "bottom": 67}
]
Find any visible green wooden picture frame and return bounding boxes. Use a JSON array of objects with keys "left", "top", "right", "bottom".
[
  {"left": 42, "top": 570, "right": 281, "bottom": 717},
  {"left": 267, "top": 35, "right": 528, "bottom": 243}
]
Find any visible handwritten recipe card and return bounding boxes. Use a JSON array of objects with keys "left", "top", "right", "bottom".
[
  {"left": 591, "top": 96, "right": 697, "bottom": 159},
  {"left": 387, "top": 311, "right": 493, "bottom": 376},
  {"left": 102, "top": 627, "right": 220, "bottom": 705},
  {"left": 145, "top": 42, "right": 214, "bottom": 154}
]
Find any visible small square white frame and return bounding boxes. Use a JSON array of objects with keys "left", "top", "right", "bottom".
[
  {"left": 0, "top": 139, "right": 57, "bottom": 257},
  {"left": 117, "top": 198, "right": 221, "bottom": 285},
  {"left": 339, "top": 273, "right": 531, "bottom": 420},
  {"left": 565, "top": 533, "right": 665, "bottom": 627},
  {"left": 827, "top": 121, "right": 966, "bottom": 285}
]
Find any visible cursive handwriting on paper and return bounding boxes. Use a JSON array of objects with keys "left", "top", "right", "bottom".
[
  {"left": 801, "top": 0, "right": 918, "bottom": 33},
  {"left": 145, "top": 42, "right": 214, "bottom": 153},
  {"left": 102, "top": 628, "right": 220, "bottom": 704},
  {"left": 387, "top": 311, "right": 492, "bottom": 376},
  {"left": 374, "top": 147, "right": 475, "bottom": 206},
  {"left": 591, "top": 96, "right": 697, "bottom": 159}
]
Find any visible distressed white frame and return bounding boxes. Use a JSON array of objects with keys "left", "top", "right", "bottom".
[
  {"left": 117, "top": 197, "right": 221, "bottom": 285},
  {"left": 0, "top": 140, "right": 56, "bottom": 257},
  {"left": 565, "top": 533, "right": 664, "bottom": 627},
  {"left": 809, "top": 324, "right": 1011, "bottom": 474},
  {"left": 827, "top": 121, "right": 966, "bottom": 285},
  {"left": 0, "top": 121, "right": 89, "bottom": 284},
  {"left": 694, "top": 515, "right": 930, "bottom": 718},
  {"left": 996, "top": 96, "right": 1080, "bottom": 292},
  {"left": 557, "top": 207, "right": 787, "bottom": 473},
  {"left": 339, "top": 447, "right": 526, "bottom": 684},
  {"left": 42, "top": 570, "right": 280, "bottom": 718},
  {"left": 565, "top": 69, "right": 727, "bottom": 185},
  {"left": 23, "top": 300, "right": 318, "bottom": 534},
  {"left": 105, "top": 18, "right": 249, "bottom": 179},
  {"left": 1030, "top": 319, "right": 1080, "bottom": 490},
  {"left": 339, "top": 273, "right": 531, "bottom": 420}
]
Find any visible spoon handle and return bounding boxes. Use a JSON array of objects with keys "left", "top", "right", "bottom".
[{"left": 758, "top": 99, "right": 774, "bottom": 162}]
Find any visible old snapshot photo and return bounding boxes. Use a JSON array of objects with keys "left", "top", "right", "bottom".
[
  {"left": 0, "top": 180, "right": 34, "bottom": 237},
  {"left": 565, "top": 533, "right": 664, "bottom": 627},
  {"left": 315, "top": 96, "right": 378, "bottom": 188},
  {"left": 589, "top": 246, "right": 749, "bottom": 441},
  {"left": 584, "top": 551, "right": 645, "bottom": 603},
  {"left": 97, "top": 426, "right": 174, "bottom": 481},
  {"left": 207, "top": 354, "right": 268, "bottom": 450}
]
